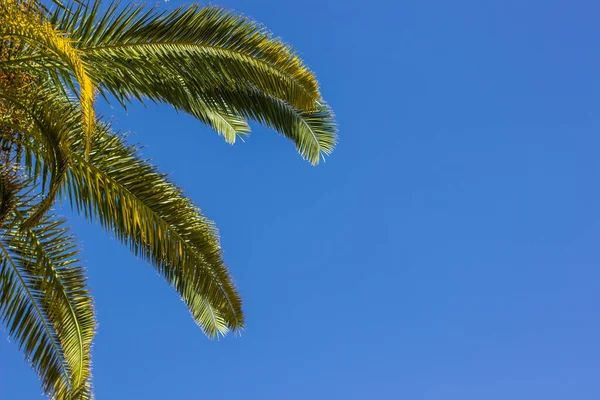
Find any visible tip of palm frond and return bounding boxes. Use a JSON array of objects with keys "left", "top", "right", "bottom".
[
  {"left": 298, "top": 102, "right": 338, "bottom": 166},
  {"left": 186, "top": 285, "right": 244, "bottom": 340}
]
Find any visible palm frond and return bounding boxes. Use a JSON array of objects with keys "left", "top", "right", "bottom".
[
  {"left": 0, "top": 252, "right": 70, "bottom": 399},
  {"left": 114, "top": 73, "right": 252, "bottom": 144},
  {"left": 10, "top": 211, "right": 95, "bottom": 399},
  {"left": 46, "top": 2, "right": 338, "bottom": 162},
  {"left": 196, "top": 86, "right": 338, "bottom": 165},
  {"left": 70, "top": 62, "right": 336, "bottom": 163},
  {"left": 52, "top": 3, "right": 319, "bottom": 109},
  {"left": 63, "top": 125, "right": 242, "bottom": 337},
  {"left": 1, "top": 206, "right": 94, "bottom": 399}
]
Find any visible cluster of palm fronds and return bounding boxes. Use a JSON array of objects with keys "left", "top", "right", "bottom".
[{"left": 0, "top": 0, "right": 336, "bottom": 398}]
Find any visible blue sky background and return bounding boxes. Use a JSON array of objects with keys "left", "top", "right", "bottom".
[{"left": 2, "top": 0, "right": 600, "bottom": 398}]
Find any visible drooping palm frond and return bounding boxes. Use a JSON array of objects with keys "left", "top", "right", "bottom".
[
  {"left": 195, "top": 86, "right": 338, "bottom": 164},
  {"left": 0, "top": 251, "right": 70, "bottom": 399},
  {"left": 48, "top": 2, "right": 337, "bottom": 164},
  {"left": 63, "top": 124, "right": 242, "bottom": 337},
  {"left": 10, "top": 211, "right": 95, "bottom": 399},
  {"left": 0, "top": 203, "right": 94, "bottom": 399},
  {"left": 103, "top": 71, "right": 252, "bottom": 144}
]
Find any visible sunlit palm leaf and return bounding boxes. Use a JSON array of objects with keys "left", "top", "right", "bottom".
[
  {"left": 0, "top": 0, "right": 96, "bottom": 156},
  {"left": 9, "top": 211, "right": 95, "bottom": 399},
  {"left": 53, "top": 3, "right": 319, "bottom": 108},
  {"left": 196, "top": 86, "right": 338, "bottom": 164},
  {"left": 63, "top": 125, "right": 242, "bottom": 336},
  {"left": 49, "top": 2, "right": 337, "bottom": 163},
  {"left": 0, "top": 196, "right": 94, "bottom": 399}
]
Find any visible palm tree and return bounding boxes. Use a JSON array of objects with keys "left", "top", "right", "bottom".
[{"left": 0, "top": 0, "right": 337, "bottom": 398}]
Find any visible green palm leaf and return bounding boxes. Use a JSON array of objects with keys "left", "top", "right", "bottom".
[
  {"left": 196, "top": 86, "right": 338, "bottom": 164},
  {"left": 63, "top": 125, "right": 243, "bottom": 336},
  {"left": 48, "top": 2, "right": 337, "bottom": 164},
  {"left": 53, "top": 3, "right": 319, "bottom": 108},
  {"left": 0, "top": 200, "right": 94, "bottom": 399}
]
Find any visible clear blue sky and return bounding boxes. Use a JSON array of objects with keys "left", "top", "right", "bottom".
[{"left": 2, "top": 0, "right": 600, "bottom": 398}]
